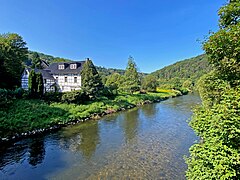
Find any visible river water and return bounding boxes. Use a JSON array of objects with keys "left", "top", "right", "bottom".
[{"left": 0, "top": 94, "right": 201, "bottom": 180}]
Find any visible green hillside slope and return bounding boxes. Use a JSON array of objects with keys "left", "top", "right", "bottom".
[{"left": 150, "top": 54, "right": 212, "bottom": 89}]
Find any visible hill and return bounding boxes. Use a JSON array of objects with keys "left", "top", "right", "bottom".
[{"left": 150, "top": 54, "right": 212, "bottom": 89}]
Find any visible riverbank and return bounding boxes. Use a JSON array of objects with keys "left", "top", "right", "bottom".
[{"left": 0, "top": 91, "right": 181, "bottom": 142}]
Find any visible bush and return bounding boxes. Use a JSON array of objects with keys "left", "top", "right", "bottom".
[
  {"left": 43, "top": 92, "right": 63, "bottom": 103},
  {"left": 0, "top": 88, "right": 25, "bottom": 108},
  {"left": 61, "top": 90, "right": 88, "bottom": 104}
]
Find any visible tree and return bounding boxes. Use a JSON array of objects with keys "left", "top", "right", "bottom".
[
  {"left": 81, "top": 59, "right": 103, "bottom": 98},
  {"left": 141, "top": 74, "right": 157, "bottom": 92},
  {"left": 120, "top": 56, "right": 140, "bottom": 94},
  {"left": 0, "top": 33, "right": 28, "bottom": 89},
  {"left": 186, "top": 1, "right": 240, "bottom": 179},
  {"left": 28, "top": 70, "right": 37, "bottom": 97},
  {"left": 105, "top": 73, "right": 123, "bottom": 91},
  {"left": 28, "top": 70, "right": 44, "bottom": 98},
  {"left": 218, "top": 0, "right": 240, "bottom": 28},
  {"left": 36, "top": 72, "right": 44, "bottom": 97},
  {"left": 31, "top": 52, "right": 42, "bottom": 69},
  {"left": 182, "top": 79, "right": 193, "bottom": 90}
]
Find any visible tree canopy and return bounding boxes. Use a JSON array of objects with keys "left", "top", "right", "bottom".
[
  {"left": 0, "top": 33, "right": 28, "bottom": 89},
  {"left": 120, "top": 56, "right": 141, "bottom": 94},
  {"left": 81, "top": 59, "right": 103, "bottom": 98},
  {"left": 186, "top": 1, "right": 240, "bottom": 179}
]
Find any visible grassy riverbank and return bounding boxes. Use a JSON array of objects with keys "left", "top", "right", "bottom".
[{"left": 0, "top": 91, "right": 179, "bottom": 139}]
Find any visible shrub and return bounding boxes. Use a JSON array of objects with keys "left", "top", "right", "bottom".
[{"left": 61, "top": 90, "right": 88, "bottom": 104}]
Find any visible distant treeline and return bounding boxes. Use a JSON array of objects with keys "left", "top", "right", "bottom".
[{"left": 149, "top": 54, "right": 212, "bottom": 90}]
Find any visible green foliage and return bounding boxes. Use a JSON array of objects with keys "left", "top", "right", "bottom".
[
  {"left": 150, "top": 54, "right": 212, "bottom": 90},
  {"left": 182, "top": 79, "right": 193, "bottom": 90},
  {"left": 0, "top": 33, "right": 28, "bottom": 89},
  {"left": 218, "top": 0, "right": 240, "bottom": 28},
  {"left": 197, "top": 71, "right": 230, "bottom": 107},
  {"left": 28, "top": 70, "right": 37, "bottom": 96},
  {"left": 120, "top": 56, "right": 141, "bottom": 94},
  {"left": 31, "top": 52, "right": 42, "bottom": 69},
  {"left": 105, "top": 72, "right": 124, "bottom": 92},
  {"left": 61, "top": 90, "right": 88, "bottom": 104},
  {"left": 28, "top": 70, "right": 44, "bottom": 98},
  {"left": 141, "top": 74, "right": 157, "bottom": 92},
  {"left": 186, "top": 1, "right": 240, "bottom": 179},
  {"left": 0, "top": 88, "right": 24, "bottom": 107},
  {"left": 28, "top": 51, "right": 71, "bottom": 65},
  {"left": 203, "top": 23, "right": 240, "bottom": 84},
  {"left": 43, "top": 91, "right": 63, "bottom": 103},
  {"left": 36, "top": 72, "right": 44, "bottom": 97},
  {"left": 81, "top": 59, "right": 104, "bottom": 98},
  {"left": 187, "top": 87, "right": 240, "bottom": 179},
  {"left": 0, "top": 99, "right": 69, "bottom": 137}
]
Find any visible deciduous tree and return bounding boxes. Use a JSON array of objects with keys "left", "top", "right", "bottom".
[{"left": 0, "top": 33, "right": 28, "bottom": 89}]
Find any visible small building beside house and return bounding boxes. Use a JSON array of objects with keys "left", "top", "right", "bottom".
[{"left": 21, "top": 61, "right": 85, "bottom": 92}]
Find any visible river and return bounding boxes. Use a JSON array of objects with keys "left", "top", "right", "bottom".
[{"left": 0, "top": 93, "right": 201, "bottom": 180}]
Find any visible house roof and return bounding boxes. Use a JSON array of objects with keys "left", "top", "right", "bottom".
[
  {"left": 35, "top": 69, "right": 55, "bottom": 80},
  {"left": 46, "top": 61, "right": 85, "bottom": 75}
]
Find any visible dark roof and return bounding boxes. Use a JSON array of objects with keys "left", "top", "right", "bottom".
[
  {"left": 46, "top": 61, "right": 85, "bottom": 75},
  {"left": 34, "top": 69, "right": 55, "bottom": 80}
]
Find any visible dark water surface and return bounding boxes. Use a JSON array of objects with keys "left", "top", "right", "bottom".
[{"left": 0, "top": 94, "right": 201, "bottom": 180}]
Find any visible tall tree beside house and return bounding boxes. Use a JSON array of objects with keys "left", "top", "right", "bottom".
[
  {"left": 81, "top": 59, "right": 103, "bottom": 98},
  {"left": 36, "top": 72, "right": 44, "bottom": 97},
  {"left": 31, "top": 52, "right": 42, "bottom": 69},
  {"left": 120, "top": 56, "right": 140, "bottom": 94},
  {"left": 28, "top": 70, "right": 43, "bottom": 98},
  {"left": 0, "top": 33, "right": 28, "bottom": 89},
  {"left": 28, "top": 70, "right": 37, "bottom": 97}
]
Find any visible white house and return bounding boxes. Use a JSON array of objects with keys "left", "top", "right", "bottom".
[{"left": 21, "top": 61, "right": 85, "bottom": 92}]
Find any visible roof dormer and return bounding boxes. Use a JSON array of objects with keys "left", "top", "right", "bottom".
[
  {"left": 58, "top": 64, "right": 65, "bottom": 70},
  {"left": 70, "top": 63, "right": 77, "bottom": 69}
]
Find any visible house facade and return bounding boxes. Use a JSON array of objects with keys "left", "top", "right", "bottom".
[{"left": 21, "top": 61, "right": 85, "bottom": 92}]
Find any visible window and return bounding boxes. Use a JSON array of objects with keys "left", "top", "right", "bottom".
[
  {"left": 62, "top": 86, "right": 64, "bottom": 90},
  {"left": 70, "top": 64, "right": 77, "bottom": 69},
  {"left": 74, "top": 77, "right": 77, "bottom": 83},
  {"left": 58, "top": 65, "right": 65, "bottom": 69},
  {"left": 65, "top": 77, "right": 67, "bottom": 82}
]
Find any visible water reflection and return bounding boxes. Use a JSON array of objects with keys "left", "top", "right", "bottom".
[
  {"left": 141, "top": 103, "right": 157, "bottom": 118},
  {"left": 121, "top": 108, "right": 139, "bottom": 143},
  {"left": 0, "top": 141, "right": 28, "bottom": 169},
  {"left": 60, "top": 121, "right": 100, "bottom": 159},
  {"left": 28, "top": 137, "right": 45, "bottom": 166},
  {"left": 0, "top": 136, "right": 46, "bottom": 170}
]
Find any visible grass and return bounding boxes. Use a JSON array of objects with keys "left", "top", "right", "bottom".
[{"left": 0, "top": 91, "right": 177, "bottom": 139}]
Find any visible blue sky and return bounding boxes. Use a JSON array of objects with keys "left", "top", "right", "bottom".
[{"left": 0, "top": 0, "right": 226, "bottom": 73}]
